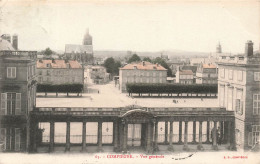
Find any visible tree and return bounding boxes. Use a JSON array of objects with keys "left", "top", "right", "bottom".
[
  {"left": 113, "top": 61, "right": 122, "bottom": 75},
  {"left": 104, "top": 57, "right": 115, "bottom": 74},
  {"left": 152, "top": 57, "right": 172, "bottom": 76},
  {"left": 104, "top": 57, "right": 122, "bottom": 76},
  {"left": 143, "top": 57, "right": 152, "bottom": 62},
  {"left": 128, "top": 54, "right": 141, "bottom": 63},
  {"left": 43, "top": 47, "right": 53, "bottom": 56}
]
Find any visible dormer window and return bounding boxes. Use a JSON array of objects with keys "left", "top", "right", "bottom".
[
  {"left": 134, "top": 66, "right": 137, "bottom": 69},
  {"left": 46, "top": 63, "right": 51, "bottom": 68}
]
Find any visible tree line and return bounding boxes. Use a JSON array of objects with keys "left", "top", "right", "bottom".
[{"left": 126, "top": 83, "right": 217, "bottom": 96}]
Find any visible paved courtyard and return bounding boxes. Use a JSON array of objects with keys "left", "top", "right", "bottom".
[{"left": 36, "top": 82, "right": 219, "bottom": 108}]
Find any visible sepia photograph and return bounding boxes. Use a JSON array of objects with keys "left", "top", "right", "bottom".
[{"left": 0, "top": 0, "right": 259, "bottom": 163}]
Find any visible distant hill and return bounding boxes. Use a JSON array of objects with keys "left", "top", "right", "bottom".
[
  {"left": 49, "top": 49, "right": 210, "bottom": 58},
  {"left": 93, "top": 50, "right": 210, "bottom": 59}
]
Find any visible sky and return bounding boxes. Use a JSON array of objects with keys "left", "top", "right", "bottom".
[{"left": 0, "top": 0, "right": 259, "bottom": 53}]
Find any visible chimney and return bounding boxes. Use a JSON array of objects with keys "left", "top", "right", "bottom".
[
  {"left": 52, "top": 59, "right": 55, "bottom": 63},
  {"left": 245, "top": 40, "right": 253, "bottom": 57},
  {"left": 12, "top": 34, "right": 18, "bottom": 50},
  {"left": 142, "top": 61, "right": 145, "bottom": 66}
]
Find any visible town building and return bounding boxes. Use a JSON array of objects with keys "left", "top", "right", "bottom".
[
  {"left": 65, "top": 29, "right": 94, "bottom": 65},
  {"left": 175, "top": 66, "right": 195, "bottom": 84},
  {"left": 195, "top": 63, "right": 218, "bottom": 84},
  {"left": 36, "top": 59, "right": 84, "bottom": 85},
  {"left": 0, "top": 36, "right": 37, "bottom": 152},
  {"left": 85, "top": 65, "right": 110, "bottom": 84},
  {"left": 217, "top": 40, "right": 260, "bottom": 150},
  {"left": 119, "top": 61, "right": 167, "bottom": 92}
]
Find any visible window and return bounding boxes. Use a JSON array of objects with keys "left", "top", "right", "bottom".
[
  {"left": 1, "top": 93, "right": 21, "bottom": 115},
  {"left": 227, "top": 88, "right": 233, "bottom": 110},
  {"left": 38, "top": 70, "right": 42, "bottom": 75},
  {"left": 46, "top": 70, "right": 50, "bottom": 76},
  {"left": 15, "top": 128, "right": 20, "bottom": 151},
  {"left": 7, "top": 67, "right": 16, "bottom": 78},
  {"left": 253, "top": 94, "right": 260, "bottom": 115},
  {"left": 237, "top": 71, "right": 243, "bottom": 81},
  {"left": 235, "top": 89, "right": 243, "bottom": 115},
  {"left": 219, "top": 86, "right": 225, "bottom": 107},
  {"left": 248, "top": 125, "right": 260, "bottom": 146},
  {"left": 254, "top": 72, "right": 260, "bottom": 81},
  {"left": 228, "top": 70, "right": 233, "bottom": 80}
]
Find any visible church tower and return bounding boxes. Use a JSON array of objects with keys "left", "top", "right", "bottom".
[
  {"left": 82, "top": 28, "right": 92, "bottom": 45},
  {"left": 216, "top": 42, "right": 222, "bottom": 53}
]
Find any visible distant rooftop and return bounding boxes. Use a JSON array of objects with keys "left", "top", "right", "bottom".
[
  {"left": 179, "top": 70, "right": 193, "bottom": 75},
  {"left": 120, "top": 61, "right": 167, "bottom": 71},
  {"left": 202, "top": 63, "right": 216, "bottom": 69},
  {"left": 37, "top": 59, "right": 82, "bottom": 69}
]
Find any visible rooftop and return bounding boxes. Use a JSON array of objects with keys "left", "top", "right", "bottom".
[
  {"left": 120, "top": 61, "right": 167, "bottom": 71},
  {"left": 202, "top": 63, "right": 216, "bottom": 69},
  {"left": 179, "top": 70, "right": 193, "bottom": 75},
  {"left": 37, "top": 59, "right": 82, "bottom": 69}
]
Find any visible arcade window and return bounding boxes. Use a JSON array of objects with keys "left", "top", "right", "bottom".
[
  {"left": 7, "top": 67, "right": 16, "bottom": 79},
  {"left": 253, "top": 94, "right": 260, "bottom": 115},
  {"left": 254, "top": 72, "right": 260, "bottom": 81}
]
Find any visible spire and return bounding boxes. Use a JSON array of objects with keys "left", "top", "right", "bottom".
[
  {"left": 216, "top": 41, "right": 222, "bottom": 53},
  {"left": 82, "top": 28, "right": 92, "bottom": 45}
]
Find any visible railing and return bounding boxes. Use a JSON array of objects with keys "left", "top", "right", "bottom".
[
  {"left": 0, "top": 50, "right": 37, "bottom": 59},
  {"left": 34, "top": 107, "right": 233, "bottom": 117},
  {"left": 42, "top": 135, "right": 113, "bottom": 144},
  {"left": 218, "top": 55, "right": 260, "bottom": 65}
]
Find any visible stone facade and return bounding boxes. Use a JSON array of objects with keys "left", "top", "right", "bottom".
[
  {"left": 85, "top": 65, "right": 109, "bottom": 84},
  {"left": 217, "top": 40, "right": 260, "bottom": 149},
  {"left": 37, "top": 59, "right": 84, "bottom": 85},
  {"left": 119, "top": 61, "right": 167, "bottom": 92},
  {"left": 0, "top": 36, "right": 37, "bottom": 152},
  {"left": 196, "top": 63, "right": 218, "bottom": 84}
]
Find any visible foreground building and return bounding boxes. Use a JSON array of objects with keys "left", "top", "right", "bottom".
[
  {"left": 119, "top": 61, "right": 167, "bottom": 92},
  {"left": 0, "top": 36, "right": 37, "bottom": 152},
  {"left": 217, "top": 40, "right": 260, "bottom": 150},
  {"left": 37, "top": 59, "right": 84, "bottom": 85}
]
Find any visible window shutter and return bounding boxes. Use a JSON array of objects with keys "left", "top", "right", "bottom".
[
  {"left": 0, "top": 128, "right": 6, "bottom": 150},
  {"left": 15, "top": 128, "right": 20, "bottom": 151},
  {"left": 1, "top": 93, "right": 7, "bottom": 115},
  {"left": 15, "top": 93, "right": 21, "bottom": 115},
  {"left": 12, "top": 67, "right": 16, "bottom": 78},
  {"left": 7, "top": 67, "right": 11, "bottom": 78},
  {"left": 235, "top": 99, "right": 240, "bottom": 112},
  {"left": 240, "top": 101, "right": 243, "bottom": 114},
  {"left": 248, "top": 132, "right": 253, "bottom": 147}
]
